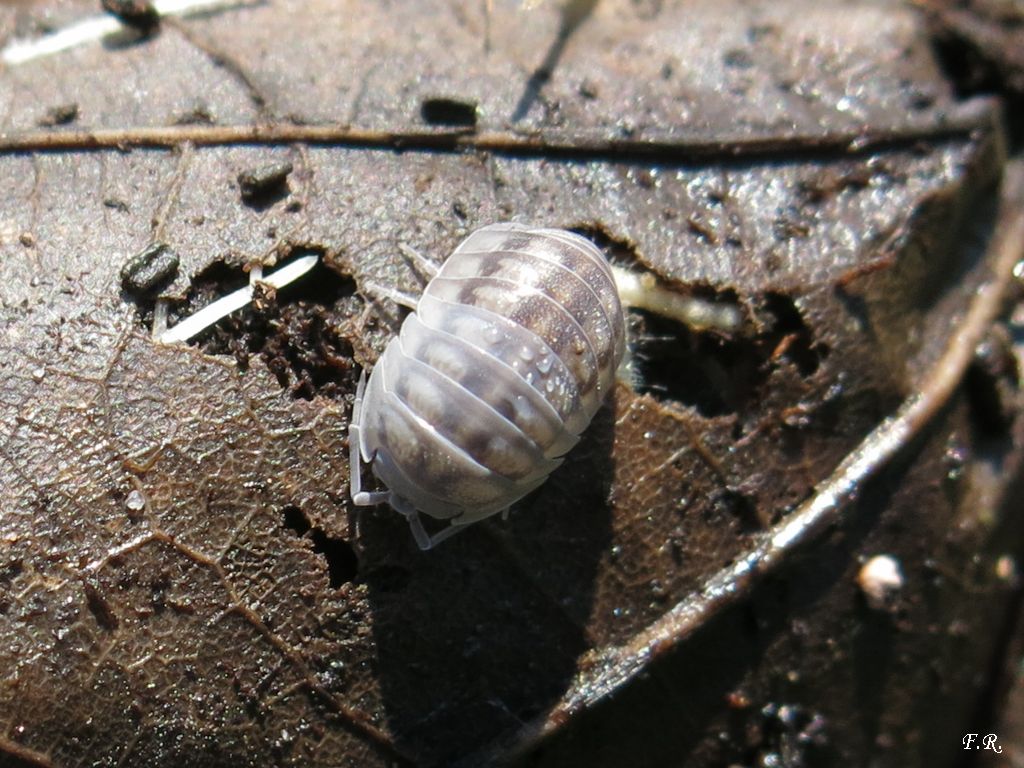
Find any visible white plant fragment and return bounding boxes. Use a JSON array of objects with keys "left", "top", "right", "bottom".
[
  {"left": 611, "top": 265, "right": 744, "bottom": 332},
  {"left": 2, "top": 0, "right": 255, "bottom": 66},
  {"left": 158, "top": 255, "right": 319, "bottom": 345}
]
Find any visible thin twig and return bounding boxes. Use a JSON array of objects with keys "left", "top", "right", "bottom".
[
  {"left": 0, "top": 102, "right": 995, "bottom": 161},
  {"left": 0, "top": 738, "right": 54, "bottom": 768}
]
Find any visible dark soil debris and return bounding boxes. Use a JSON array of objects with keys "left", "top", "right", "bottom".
[
  {"left": 103, "top": 197, "right": 130, "bottom": 212},
  {"left": 237, "top": 161, "right": 293, "bottom": 207},
  {"left": 37, "top": 102, "right": 79, "bottom": 127},
  {"left": 762, "top": 292, "right": 826, "bottom": 378},
  {"left": 731, "top": 702, "right": 832, "bottom": 768},
  {"left": 101, "top": 0, "right": 160, "bottom": 33},
  {"left": 159, "top": 253, "right": 359, "bottom": 400},
  {"left": 83, "top": 581, "right": 119, "bottom": 631},
  {"left": 965, "top": 326, "right": 1019, "bottom": 439},
  {"left": 120, "top": 242, "right": 179, "bottom": 296}
]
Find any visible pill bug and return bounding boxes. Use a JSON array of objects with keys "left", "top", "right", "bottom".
[{"left": 349, "top": 222, "right": 626, "bottom": 549}]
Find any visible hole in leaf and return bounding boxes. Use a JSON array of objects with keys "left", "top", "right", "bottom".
[
  {"left": 420, "top": 97, "right": 478, "bottom": 128},
  {"left": 762, "top": 292, "right": 825, "bottom": 377},
  {"left": 929, "top": 24, "right": 1024, "bottom": 150},
  {"left": 628, "top": 307, "right": 762, "bottom": 417},
  {"left": 627, "top": 290, "right": 826, "bottom": 416},
  {"left": 137, "top": 250, "right": 360, "bottom": 399},
  {"left": 280, "top": 506, "right": 358, "bottom": 588},
  {"left": 282, "top": 505, "right": 311, "bottom": 537},
  {"left": 310, "top": 530, "right": 360, "bottom": 589},
  {"left": 964, "top": 333, "right": 1018, "bottom": 441},
  {"left": 712, "top": 488, "right": 763, "bottom": 533}
]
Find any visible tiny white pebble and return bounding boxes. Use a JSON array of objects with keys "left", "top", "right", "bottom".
[
  {"left": 857, "top": 554, "right": 904, "bottom": 610},
  {"left": 31, "top": 367, "right": 45, "bottom": 382},
  {"left": 996, "top": 555, "right": 1019, "bottom": 585},
  {"left": 125, "top": 490, "right": 146, "bottom": 512}
]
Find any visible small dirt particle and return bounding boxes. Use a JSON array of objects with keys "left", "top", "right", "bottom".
[
  {"left": 238, "top": 162, "right": 293, "bottom": 205},
  {"left": 120, "top": 243, "right": 179, "bottom": 296},
  {"left": 83, "top": 581, "right": 119, "bottom": 631},
  {"left": 101, "top": 0, "right": 160, "bottom": 33},
  {"left": 37, "top": 103, "right": 79, "bottom": 127},
  {"left": 578, "top": 78, "right": 600, "bottom": 99},
  {"left": 103, "top": 197, "right": 130, "bottom": 212}
]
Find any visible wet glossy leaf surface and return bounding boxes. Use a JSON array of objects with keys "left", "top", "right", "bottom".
[{"left": 0, "top": 1, "right": 1022, "bottom": 767}]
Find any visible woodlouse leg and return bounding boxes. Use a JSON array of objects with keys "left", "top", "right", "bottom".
[
  {"left": 349, "top": 370, "right": 390, "bottom": 507},
  {"left": 361, "top": 279, "right": 420, "bottom": 311},
  {"left": 405, "top": 510, "right": 435, "bottom": 550},
  {"left": 358, "top": 241, "right": 437, "bottom": 319},
  {"left": 451, "top": 506, "right": 506, "bottom": 528},
  {"left": 399, "top": 498, "right": 480, "bottom": 550},
  {"left": 398, "top": 242, "right": 440, "bottom": 280},
  {"left": 392, "top": 497, "right": 461, "bottom": 550},
  {"left": 404, "top": 512, "right": 470, "bottom": 550},
  {"left": 405, "top": 505, "right": 508, "bottom": 550}
]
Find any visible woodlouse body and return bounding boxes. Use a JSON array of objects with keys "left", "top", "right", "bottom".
[{"left": 350, "top": 223, "right": 626, "bottom": 549}]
